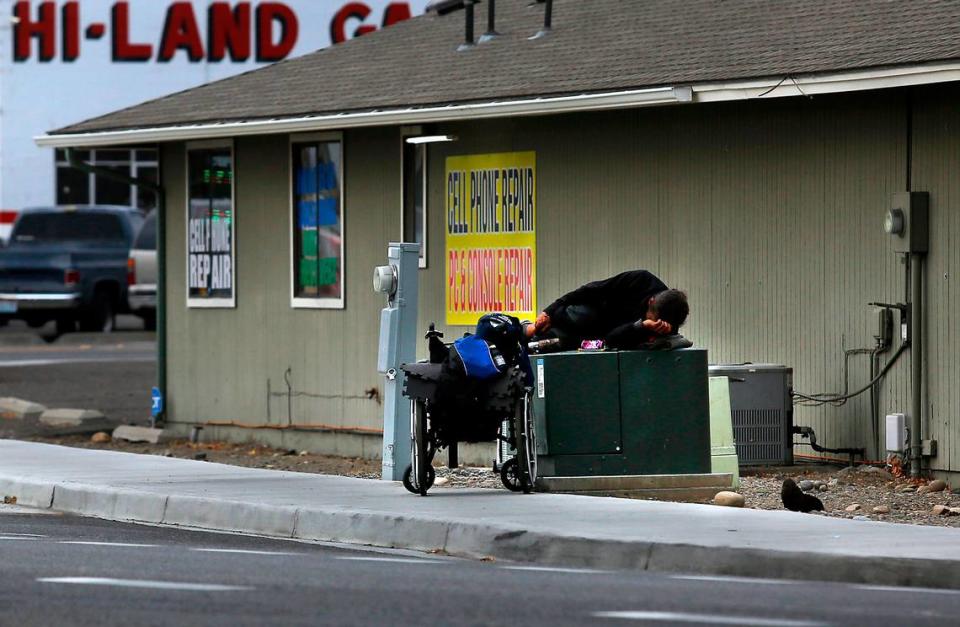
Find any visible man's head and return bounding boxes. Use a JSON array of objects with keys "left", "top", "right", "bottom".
[{"left": 646, "top": 289, "right": 689, "bottom": 332}]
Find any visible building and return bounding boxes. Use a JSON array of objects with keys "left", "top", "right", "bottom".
[
  {"left": 37, "top": 0, "right": 960, "bottom": 479},
  {"left": 0, "top": 0, "right": 428, "bottom": 239}
]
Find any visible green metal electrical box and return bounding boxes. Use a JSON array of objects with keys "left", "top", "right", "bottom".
[{"left": 533, "top": 348, "right": 711, "bottom": 477}]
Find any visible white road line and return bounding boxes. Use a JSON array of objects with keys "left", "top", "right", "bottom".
[
  {"left": 0, "top": 532, "right": 46, "bottom": 537},
  {"left": 37, "top": 577, "right": 252, "bottom": 592},
  {"left": 854, "top": 584, "right": 960, "bottom": 595},
  {"left": 334, "top": 556, "right": 444, "bottom": 564},
  {"left": 670, "top": 574, "right": 802, "bottom": 586},
  {"left": 192, "top": 548, "right": 304, "bottom": 556},
  {"left": 0, "top": 536, "right": 43, "bottom": 541},
  {"left": 0, "top": 356, "right": 154, "bottom": 368},
  {"left": 502, "top": 565, "right": 609, "bottom": 574},
  {"left": 59, "top": 541, "right": 160, "bottom": 548},
  {"left": 592, "top": 611, "right": 827, "bottom": 626}
]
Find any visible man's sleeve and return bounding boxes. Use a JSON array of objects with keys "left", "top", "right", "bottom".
[
  {"left": 543, "top": 271, "right": 633, "bottom": 317},
  {"left": 605, "top": 321, "right": 651, "bottom": 349}
]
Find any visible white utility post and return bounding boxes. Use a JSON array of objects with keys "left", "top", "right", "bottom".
[{"left": 374, "top": 243, "right": 421, "bottom": 481}]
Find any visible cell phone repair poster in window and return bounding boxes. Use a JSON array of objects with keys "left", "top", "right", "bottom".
[
  {"left": 187, "top": 145, "right": 235, "bottom": 307},
  {"left": 445, "top": 151, "right": 536, "bottom": 326}
]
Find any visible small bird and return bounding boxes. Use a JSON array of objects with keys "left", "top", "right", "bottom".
[{"left": 781, "top": 478, "right": 825, "bottom": 513}]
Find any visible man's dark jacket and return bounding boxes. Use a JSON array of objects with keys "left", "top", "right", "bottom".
[{"left": 543, "top": 270, "right": 668, "bottom": 346}]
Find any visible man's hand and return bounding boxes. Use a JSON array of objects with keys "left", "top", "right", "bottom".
[
  {"left": 534, "top": 311, "right": 551, "bottom": 333},
  {"left": 641, "top": 318, "right": 672, "bottom": 335}
]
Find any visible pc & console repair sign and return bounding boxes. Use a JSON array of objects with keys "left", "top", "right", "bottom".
[{"left": 445, "top": 151, "right": 536, "bottom": 326}]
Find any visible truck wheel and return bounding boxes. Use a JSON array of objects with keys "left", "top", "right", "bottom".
[
  {"left": 140, "top": 311, "right": 157, "bottom": 331},
  {"left": 55, "top": 318, "right": 76, "bottom": 336},
  {"left": 80, "top": 291, "right": 115, "bottom": 333}
]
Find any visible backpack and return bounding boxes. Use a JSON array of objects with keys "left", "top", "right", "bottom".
[{"left": 448, "top": 334, "right": 507, "bottom": 380}]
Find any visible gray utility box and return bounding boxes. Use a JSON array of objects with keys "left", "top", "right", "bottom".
[{"left": 707, "top": 364, "right": 793, "bottom": 466}]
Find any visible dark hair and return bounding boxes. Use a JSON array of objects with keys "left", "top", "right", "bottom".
[{"left": 652, "top": 289, "right": 689, "bottom": 331}]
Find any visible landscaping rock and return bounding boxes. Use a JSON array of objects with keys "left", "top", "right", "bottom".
[
  {"left": 713, "top": 491, "right": 745, "bottom": 507},
  {"left": 844, "top": 504, "right": 862, "bottom": 513},
  {"left": 818, "top": 484, "right": 828, "bottom": 492},
  {"left": 798, "top": 480, "right": 815, "bottom": 492},
  {"left": 0, "top": 397, "right": 47, "bottom": 436},
  {"left": 112, "top": 425, "right": 169, "bottom": 444},
  {"left": 90, "top": 432, "right": 111, "bottom": 444},
  {"left": 859, "top": 466, "right": 894, "bottom": 480},
  {"left": 927, "top": 479, "right": 947, "bottom": 493},
  {"left": 931, "top": 505, "right": 950, "bottom": 516},
  {"left": 872, "top": 505, "right": 891, "bottom": 514},
  {"left": 39, "top": 409, "right": 114, "bottom": 435},
  {"left": 853, "top": 515, "right": 872, "bottom": 521}
]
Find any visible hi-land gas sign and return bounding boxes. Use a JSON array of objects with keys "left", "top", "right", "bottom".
[
  {"left": 0, "top": 0, "right": 429, "bottom": 216},
  {"left": 445, "top": 152, "right": 537, "bottom": 326}
]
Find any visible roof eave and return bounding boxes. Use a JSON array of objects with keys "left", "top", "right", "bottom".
[{"left": 34, "top": 61, "right": 960, "bottom": 149}]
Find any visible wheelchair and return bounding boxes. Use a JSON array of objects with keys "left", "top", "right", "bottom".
[{"left": 400, "top": 324, "right": 537, "bottom": 496}]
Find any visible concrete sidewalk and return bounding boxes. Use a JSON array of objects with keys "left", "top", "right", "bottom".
[{"left": 2, "top": 440, "right": 959, "bottom": 589}]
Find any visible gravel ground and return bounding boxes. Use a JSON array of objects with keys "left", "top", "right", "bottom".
[{"left": 27, "top": 435, "right": 960, "bottom": 528}]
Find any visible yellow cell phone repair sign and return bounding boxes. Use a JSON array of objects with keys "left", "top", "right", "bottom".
[{"left": 445, "top": 151, "right": 536, "bottom": 326}]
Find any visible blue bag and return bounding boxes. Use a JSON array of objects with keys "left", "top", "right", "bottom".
[{"left": 451, "top": 335, "right": 507, "bottom": 380}]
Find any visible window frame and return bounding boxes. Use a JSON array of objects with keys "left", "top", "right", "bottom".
[
  {"left": 288, "top": 131, "right": 346, "bottom": 310},
  {"left": 54, "top": 147, "right": 159, "bottom": 210},
  {"left": 400, "top": 129, "right": 428, "bottom": 269},
  {"left": 185, "top": 139, "right": 237, "bottom": 309}
]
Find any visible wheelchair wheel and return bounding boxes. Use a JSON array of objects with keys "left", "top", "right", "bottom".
[
  {"left": 499, "top": 457, "right": 523, "bottom": 492},
  {"left": 403, "top": 464, "right": 435, "bottom": 494},
  {"left": 410, "top": 399, "right": 430, "bottom": 496},
  {"left": 511, "top": 391, "right": 537, "bottom": 494}
]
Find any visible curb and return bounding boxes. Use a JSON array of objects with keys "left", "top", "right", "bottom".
[{"left": 2, "top": 473, "right": 959, "bottom": 589}]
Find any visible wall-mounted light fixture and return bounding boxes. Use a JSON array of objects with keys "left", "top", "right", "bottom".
[{"left": 405, "top": 135, "right": 457, "bottom": 144}]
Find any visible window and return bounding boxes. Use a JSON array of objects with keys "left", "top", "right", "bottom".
[
  {"left": 54, "top": 148, "right": 159, "bottom": 211},
  {"left": 133, "top": 211, "right": 157, "bottom": 251},
  {"left": 290, "top": 134, "right": 344, "bottom": 308},
  {"left": 14, "top": 212, "right": 126, "bottom": 244},
  {"left": 95, "top": 165, "right": 132, "bottom": 205},
  {"left": 402, "top": 135, "right": 428, "bottom": 268},
  {"left": 186, "top": 141, "right": 235, "bottom": 308}
]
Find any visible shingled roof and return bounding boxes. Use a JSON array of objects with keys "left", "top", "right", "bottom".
[{"left": 53, "top": 0, "right": 960, "bottom": 135}]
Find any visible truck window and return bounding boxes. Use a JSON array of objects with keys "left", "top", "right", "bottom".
[
  {"left": 13, "top": 212, "right": 127, "bottom": 244},
  {"left": 133, "top": 213, "right": 157, "bottom": 250}
]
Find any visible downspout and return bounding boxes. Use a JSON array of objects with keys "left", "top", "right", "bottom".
[
  {"left": 66, "top": 148, "right": 167, "bottom": 426},
  {"left": 904, "top": 91, "right": 925, "bottom": 478},
  {"left": 910, "top": 253, "right": 923, "bottom": 477}
]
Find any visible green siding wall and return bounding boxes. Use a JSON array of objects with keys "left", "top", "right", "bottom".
[{"left": 161, "top": 87, "right": 960, "bottom": 474}]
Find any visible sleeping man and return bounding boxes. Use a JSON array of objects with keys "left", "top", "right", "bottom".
[{"left": 527, "top": 269, "right": 689, "bottom": 350}]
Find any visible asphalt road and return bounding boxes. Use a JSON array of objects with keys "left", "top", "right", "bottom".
[
  {"left": 1, "top": 507, "right": 959, "bottom": 627},
  {"left": 0, "top": 316, "right": 156, "bottom": 424}
]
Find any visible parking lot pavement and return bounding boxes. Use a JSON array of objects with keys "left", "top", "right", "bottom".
[{"left": 0, "top": 317, "right": 155, "bottom": 425}]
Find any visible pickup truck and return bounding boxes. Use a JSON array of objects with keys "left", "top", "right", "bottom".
[{"left": 0, "top": 205, "right": 145, "bottom": 334}]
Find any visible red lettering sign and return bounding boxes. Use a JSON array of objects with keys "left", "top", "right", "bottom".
[
  {"left": 13, "top": 1, "right": 414, "bottom": 63},
  {"left": 112, "top": 1, "right": 152, "bottom": 61},
  {"left": 13, "top": 0, "right": 56, "bottom": 62},
  {"left": 61, "top": 1, "right": 79, "bottom": 61},
  {"left": 256, "top": 2, "right": 298, "bottom": 62},
  {"left": 330, "top": 2, "right": 412, "bottom": 44},
  {"left": 208, "top": 2, "right": 251, "bottom": 62},
  {"left": 159, "top": 2, "right": 205, "bottom": 62}
]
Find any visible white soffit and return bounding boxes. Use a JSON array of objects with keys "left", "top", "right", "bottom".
[{"left": 35, "top": 62, "right": 960, "bottom": 148}]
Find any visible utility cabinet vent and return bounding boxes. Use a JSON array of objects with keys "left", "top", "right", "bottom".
[{"left": 708, "top": 364, "right": 793, "bottom": 466}]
